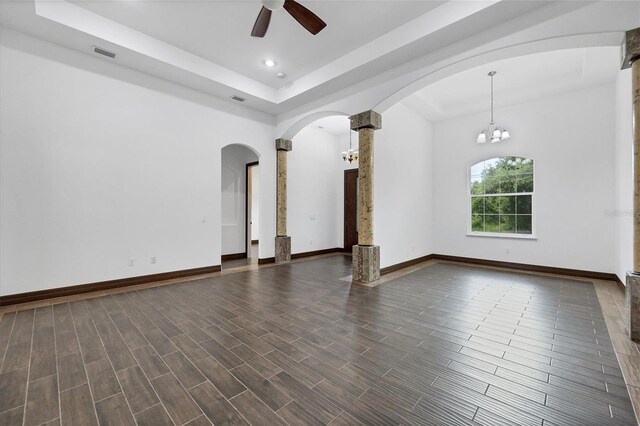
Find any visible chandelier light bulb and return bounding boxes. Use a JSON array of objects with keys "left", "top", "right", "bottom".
[{"left": 477, "top": 133, "right": 486, "bottom": 144}]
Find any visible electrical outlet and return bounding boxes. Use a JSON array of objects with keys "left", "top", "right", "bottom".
[
  {"left": 151, "top": 257, "right": 157, "bottom": 264},
  {"left": 128, "top": 258, "right": 135, "bottom": 267},
  {"left": 505, "top": 248, "right": 511, "bottom": 254}
]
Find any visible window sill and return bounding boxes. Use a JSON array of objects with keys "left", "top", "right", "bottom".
[{"left": 466, "top": 232, "right": 537, "bottom": 240}]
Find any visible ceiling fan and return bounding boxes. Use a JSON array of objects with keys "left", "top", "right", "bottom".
[{"left": 251, "top": 0, "right": 326, "bottom": 38}]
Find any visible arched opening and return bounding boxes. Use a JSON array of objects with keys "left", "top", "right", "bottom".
[
  {"left": 374, "top": 33, "right": 622, "bottom": 114},
  {"left": 221, "top": 143, "right": 260, "bottom": 269},
  {"left": 280, "top": 111, "right": 350, "bottom": 142},
  {"left": 369, "top": 43, "right": 625, "bottom": 274},
  {"left": 284, "top": 114, "right": 359, "bottom": 260}
]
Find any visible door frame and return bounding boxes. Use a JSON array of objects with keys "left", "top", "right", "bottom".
[
  {"left": 245, "top": 161, "right": 259, "bottom": 257},
  {"left": 343, "top": 168, "right": 358, "bottom": 251}
]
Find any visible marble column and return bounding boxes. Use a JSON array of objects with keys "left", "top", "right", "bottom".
[
  {"left": 275, "top": 138, "right": 292, "bottom": 263},
  {"left": 350, "top": 110, "right": 382, "bottom": 284},
  {"left": 622, "top": 27, "right": 640, "bottom": 341}
]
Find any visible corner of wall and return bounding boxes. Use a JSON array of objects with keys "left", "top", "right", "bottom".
[{"left": 614, "top": 69, "right": 634, "bottom": 283}]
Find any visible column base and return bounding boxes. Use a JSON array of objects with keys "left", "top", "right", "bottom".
[
  {"left": 626, "top": 271, "right": 640, "bottom": 341},
  {"left": 352, "top": 245, "right": 380, "bottom": 284},
  {"left": 275, "top": 236, "right": 291, "bottom": 264}
]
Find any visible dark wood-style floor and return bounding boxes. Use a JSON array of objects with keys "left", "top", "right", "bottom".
[
  {"left": 0, "top": 255, "right": 636, "bottom": 425},
  {"left": 222, "top": 244, "right": 259, "bottom": 270}
]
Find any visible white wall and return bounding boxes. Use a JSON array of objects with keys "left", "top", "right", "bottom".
[
  {"left": 375, "top": 102, "right": 434, "bottom": 268},
  {"left": 614, "top": 69, "right": 633, "bottom": 283},
  {"left": 432, "top": 84, "right": 616, "bottom": 273},
  {"left": 0, "top": 29, "right": 276, "bottom": 296},
  {"left": 251, "top": 167, "right": 260, "bottom": 242},
  {"left": 289, "top": 127, "right": 344, "bottom": 254},
  {"left": 221, "top": 145, "right": 258, "bottom": 255},
  {"left": 1, "top": 27, "right": 629, "bottom": 298}
]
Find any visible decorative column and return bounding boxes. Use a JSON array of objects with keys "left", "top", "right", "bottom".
[
  {"left": 623, "top": 27, "right": 640, "bottom": 341},
  {"left": 350, "top": 110, "right": 382, "bottom": 284},
  {"left": 275, "top": 138, "right": 292, "bottom": 263}
]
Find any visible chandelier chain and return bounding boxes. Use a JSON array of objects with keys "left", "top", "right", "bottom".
[{"left": 490, "top": 72, "right": 494, "bottom": 124}]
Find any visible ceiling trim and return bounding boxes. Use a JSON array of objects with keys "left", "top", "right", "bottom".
[
  {"left": 32, "top": 0, "right": 502, "bottom": 107},
  {"left": 373, "top": 31, "right": 624, "bottom": 114},
  {"left": 275, "top": 1, "right": 500, "bottom": 102},
  {"left": 34, "top": 0, "right": 279, "bottom": 102}
]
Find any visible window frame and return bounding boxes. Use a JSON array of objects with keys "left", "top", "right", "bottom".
[{"left": 466, "top": 156, "right": 537, "bottom": 240}]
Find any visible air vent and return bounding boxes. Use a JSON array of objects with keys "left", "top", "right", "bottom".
[
  {"left": 93, "top": 46, "right": 116, "bottom": 59},
  {"left": 231, "top": 95, "right": 246, "bottom": 102}
]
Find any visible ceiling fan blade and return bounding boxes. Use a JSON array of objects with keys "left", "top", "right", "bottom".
[
  {"left": 251, "top": 6, "right": 272, "bottom": 38},
  {"left": 283, "top": 0, "right": 326, "bottom": 35}
]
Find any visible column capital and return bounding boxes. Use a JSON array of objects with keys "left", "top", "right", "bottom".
[
  {"left": 275, "top": 138, "right": 292, "bottom": 151},
  {"left": 349, "top": 110, "right": 382, "bottom": 131},
  {"left": 622, "top": 27, "right": 640, "bottom": 70}
]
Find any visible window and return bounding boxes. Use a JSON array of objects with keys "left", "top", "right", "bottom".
[{"left": 470, "top": 156, "right": 534, "bottom": 236}]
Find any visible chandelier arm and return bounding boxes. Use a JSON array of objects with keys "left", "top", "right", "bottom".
[{"left": 343, "top": 128, "right": 359, "bottom": 164}]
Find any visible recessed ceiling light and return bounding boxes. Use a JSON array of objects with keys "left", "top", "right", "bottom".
[
  {"left": 276, "top": 72, "right": 287, "bottom": 79},
  {"left": 264, "top": 59, "right": 276, "bottom": 67}
]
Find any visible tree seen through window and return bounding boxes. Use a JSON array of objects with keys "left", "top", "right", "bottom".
[{"left": 470, "top": 156, "right": 533, "bottom": 235}]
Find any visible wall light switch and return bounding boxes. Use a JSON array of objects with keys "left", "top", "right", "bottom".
[{"left": 151, "top": 257, "right": 157, "bottom": 264}]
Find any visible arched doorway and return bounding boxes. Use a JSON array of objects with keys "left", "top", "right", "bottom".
[
  {"left": 281, "top": 113, "right": 359, "bottom": 258},
  {"left": 221, "top": 144, "right": 260, "bottom": 269}
]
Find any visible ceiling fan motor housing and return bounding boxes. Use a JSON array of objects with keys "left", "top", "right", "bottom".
[{"left": 263, "top": 0, "right": 285, "bottom": 11}]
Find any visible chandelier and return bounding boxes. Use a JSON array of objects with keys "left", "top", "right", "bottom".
[
  {"left": 477, "top": 71, "right": 510, "bottom": 144},
  {"left": 342, "top": 130, "right": 358, "bottom": 164}
]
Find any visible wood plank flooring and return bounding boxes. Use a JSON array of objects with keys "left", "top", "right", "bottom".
[{"left": 0, "top": 255, "right": 637, "bottom": 425}]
